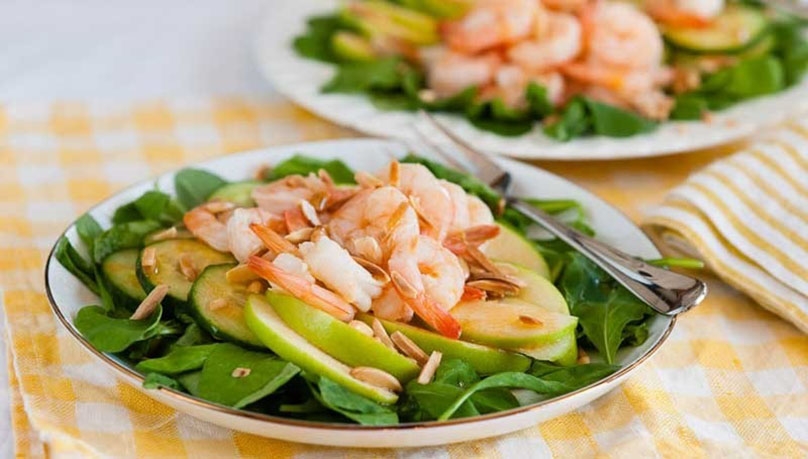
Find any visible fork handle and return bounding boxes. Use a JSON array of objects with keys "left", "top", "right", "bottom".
[{"left": 509, "top": 199, "right": 707, "bottom": 316}]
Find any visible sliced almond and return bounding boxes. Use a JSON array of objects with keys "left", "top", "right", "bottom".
[
  {"left": 178, "top": 253, "right": 198, "bottom": 282},
  {"left": 285, "top": 227, "right": 315, "bottom": 244},
  {"left": 350, "top": 367, "right": 402, "bottom": 392},
  {"left": 465, "top": 245, "right": 503, "bottom": 276},
  {"left": 388, "top": 161, "right": 400, "bottom": 187},
  {"left": 355, "top": 171, "right": 384, "bottom": 189},
  {"left": 148, "top": 226, "right": 178, "bottom": 243},
  {"left": 352, "top": 257, "right": 390, "bottom": 285},
  {"left": 371, "top": 318, "right": 396, "bottom": 350},
  {"left": 231, "top": 367, "right": 252, "bottom": 378},
  {"left": 246, "top": 280, "right": 266, "bottom": 294},
  {"left": 349, "top": 320, "right": 375, "bottom": 337},
  {"left": 577, "top": 348, "right": 590, "bottom": 365},
  {"left": 226, "top": 264, "right": 261, "bottom": 284},
  {"left": 141, "top": 247, "right": 157, "bottom": 273},
  {"left": 390, "top": 331, "right": 429, "bottom": 365},
  {"left": 209, "top": 298, "right": 229, "bottom": 311},
  {"left": 254, "top": 164, "right": 271, "bottom": 181},
  {"left": 466, "top": 279, "right": 521, "bottom": 296},
  {"left": 518, "top": 315, "right": 543, "bottom": 326},
  {"left": 130, "top": 284, "right": 169, "bottom": 320},
  {"left": 417, "top": 351, "right": 443, "bottom": 384},
  {"left": 351, "top": 237, "right": 383, "bottom": 265},
  {"left": 204, "top": 201, "right": 236, "bottom": 214},
  {"left": 408, "top": 196, "right": 437, "bottom": 230},
  {"left": 299, "top": 199, "right": 321, "bottom": 226},
  {"left": 391, "top": 272, "right": 418, "bottom": 299}
]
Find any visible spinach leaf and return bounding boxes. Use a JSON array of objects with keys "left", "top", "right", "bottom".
[
  {"left": 670, "top": 94, "right": 708, "bottom": 120},
  {"left": 724, "top": 56, "right": 784, "bottom": 97},
  {"left": 74, "top": 305, "right": 163, "bottom": 353},
  {"left": 323, "top": 58, "right": 408, "bottom": 94},
  {"left": 584, "top": 99, "right": 657, "bottom": 137},
  {"left": 172, "top": 323, "right": 214, "bottom": 348},
  {"left": 177, "top": 371, "right": 202, "bottom": 396},
  {"left": 92, "top": 220, "right": 162, "bottom": 263},
  {"left": 543, "top": 97, "right": 590, "bottom": 141},
  {"left": 135, "top": 344, "right": 220, "bottom": 375},
  {"left": 174, "top": 168, "right": 228, "bottom": 210},
  {"left": 422, "top": 87, "right": 477, "bottom": 112},
  {"left": 403, "top": 381, "right": 479, "bottom": 421},
  {"left": 433, "top": 359, "right": 479, "bottom": 387},
  {"left": 293, "top": 15, "right": 349, "bottom": 63},
  {"left": 438, "top": 372, "right": 568, "bottom": 420},
  {"left": 469, "top": 116, "right": 534, "bottom": 137},
  {"left": 528, "top": 361, "right": 619, "bottom": 392},
  {"left": 526, "top": 82, "right": 554, "bottom": 117},
  {"left": 470, "top": 388, "right": 520, "bottom": 414},
  {"left": 314, "top": 378, "right": 399, "bottom": 426},
  {"left": 772, "top": 21, "right": 808, "bottom": 85},
  {"left": 55, "top": 237, "right": 98, "bottom": 295},
  {"left": 143, "top": 373, "right": 183, "bottom": 391},
  {"left": 264, "top": 155, "right": 355, "bottom": 184},
  {"left": 196, "top": 344, "right": 300, "bottom": 408},
  {"left": 75, "top": 214, "right": 103, "bottom": 253},
  {"left": 400, "top": 154, "right": 503, "bottom": 213}
]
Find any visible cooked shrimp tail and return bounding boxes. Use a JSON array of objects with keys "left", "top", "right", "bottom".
[
  {"left": 250, "top": 223, "right": 299, "bottom": 256},
  {"left": 247, "top": 255, "right": 355, "bottom": 321},
  {"left": 184, "top": 205, "right": 230, "bottom": 252},
  {"left": 391, "top": 271, "right": 462, "bottom": 339}
]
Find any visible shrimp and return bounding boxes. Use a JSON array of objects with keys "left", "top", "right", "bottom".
[
  {"left": 298, "top": 233, "right": 384, "bottom": 312},
  {"left": 226, "top": 208, "right": 276, "bottom": 263},
  {"left": 645, "top": 0, "right": 724, "bottom": 27},
  {"left": 371, "top": 285, "right": 414, "bottom": 322},
  {"left": 441, "top": 0, "right": 539, "bottom": 54},
  {"left": 251, "top": 174, "right": 324, "bottom": 217},
  {"left": 425, "top": 50, "right": 501, "bottom": 99},
  {"left": 377, "top": 163, "right": 453, "bottom": 241},
  {"left": 183, "top": 204, "right": 230, "bottom": 252},
  {"left": 542, "top": 0, "right": 588, "bottom": 13},
  {"left": 581, "top": 2, "right": 664, "bottom": 70},
  {"left": 442, "top": 181, "right": 496, "bottom": 233},
  {"left": 247, "top": 255, "right": 355, "bottom": 321},
  {"left": 507, "top": 11, "right": 582, "bottom": 73}
]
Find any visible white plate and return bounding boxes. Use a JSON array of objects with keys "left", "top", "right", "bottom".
[
  {"left": 254, "top": 0, "right": 808, "bottom": 160},
  {"left": 45, "top": 138, "right": 674, "bottom": 448}
]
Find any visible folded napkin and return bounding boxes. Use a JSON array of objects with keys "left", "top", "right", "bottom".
[{"left": 645, "top": 119, "right": 808, "bottom": 333}]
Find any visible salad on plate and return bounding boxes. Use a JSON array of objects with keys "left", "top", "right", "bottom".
[
  {"left": 55, "top": 154, "right": 694, "bottom": 425},
  {"left": 293, "top": 0, "right": 808, "bottom": 141}
]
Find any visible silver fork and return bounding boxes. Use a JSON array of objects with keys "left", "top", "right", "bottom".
[{"left": 414, "top": 112, "right": 707, "bottom": 316}]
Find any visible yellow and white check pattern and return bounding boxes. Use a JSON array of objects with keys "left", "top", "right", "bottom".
[{"left": 1, "top": 100, "right": 806, "bottom": 457}]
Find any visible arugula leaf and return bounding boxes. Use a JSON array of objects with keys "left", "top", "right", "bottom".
[
  {"left": 174, "top": 168, "right": 228, "bottom": 210},
  {"left": 135, "top": 344, "right": 220, "bottom": 375},
  {"left": 55, "top": 237, "right": 99, "bottom": 295},
  {"left": 92, "top": 220, "right": 162, "bottom": 263},
  {"left": 196, "top": 344, "right": 300, "bottom": 408},
  {"left": 437, "top": 372, "right": 568, "bottom": 420},
  {"left": 143, "top": 373, "right": 183, "bottom": 391},
  {"left": 323, "top": 58, "right": 408, "bottom": 94},
  {"left": 314, "top": 378, "right": 399, "bottom": 426},
  {"left": 264, "top": 155, "right": 355, "bottom": 184},
  {"left": 75, "top": 214, "right": 103, "bottom": 253},
  {"left": 74, "top": 305, "right": 163, "bottom": 353}
]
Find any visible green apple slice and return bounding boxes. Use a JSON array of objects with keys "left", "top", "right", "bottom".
[
  {"left": 516, "top": 331, "right": 578, "bottom": 366},
  {"left": 357, "top": 314, "right": 530, "bottom": 375},
  {"left": 483, "top": 222, "right": 549, "bottom": 278},
  {"left": 495, "top": 262, "right": 569, "bottom": 314},
  {"left": 244, "top": 295, "right": 398, "bottom": 404},
  {"left": 452, "top": 300, "right": 577, "bottom": 349},
  {"left": 267, "top": 291, "right": 420, "bottom": 382}
]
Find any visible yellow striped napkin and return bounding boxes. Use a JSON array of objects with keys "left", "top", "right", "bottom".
[{"left": 645, "top": 119, "right": 808, "bottom": 333}]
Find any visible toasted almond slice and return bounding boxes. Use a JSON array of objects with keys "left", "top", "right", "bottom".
[
  {"left": 231, "top": 367, "right": 252, "bottom": 378},
  {"left": 130, "top": 284, "right": 169, "bottom": 320},
  {"left": 285, "top": 227, "right": 315, "bottom": 244},
  {"left": 309, "top": 190, "right": 329, "bottom": 211},
  {"left": 465, "top": 245, "right": 503, "bottom": 276},
  {"left": 466, "top": 279, "right": 520, "bottom": 296},
  {"left": 209, "top": 298, "right": 228, "bottom": 311},
  {"left": 226, "top": 264, "right": 261, "bottom": 284},
  {"left": 390, "top": 331, "right": 429, "bottom": 365},
  {"left": 577, "top": 348, "right": 590, "bottom": 365},
  {"left": 417, "top": 351, "right": 443, "bottom": 384},
  {"left": 388, "top": 161, "right": 400, "bottom": 187},
  {"left": 141, "top": 247, "right": 157, "bottom": 273},
  {"left": 246, "top": 280, "right": 266, "bottom": 294},
  {"left": 391, "top": 272, "right": 418, "bottom": 299},
  {"left": 178, "top": 253, "right": 198, "bottom": 282},
  {"left": 352, "top": 257, "right": 391, "bottom": 285},
  {"left": 350, "top": 367, "right": 402, "bottom": 392},
  {"left": 148, "top": 226, "right": 178, "bottom": 243},
  {"left": 299, "top": 199, "right": 322, "bottom": 226},
  {"left": 355, "top": 171, "right": 384, "bottom": 189},
  {"left": 518, "top": 315, "right": 543, "bottom": 326},
  {"left": 204, "top": 201, "right": 236, "bottom": 214},
  {"left": 351, "top": 237, "right": 383, "bottom": 265},
  {"left": 349, "top": 320, "right": 375, "bottom": 337},
  {"left": 371, "top": 318, "right": 396, "bottom": 350}
]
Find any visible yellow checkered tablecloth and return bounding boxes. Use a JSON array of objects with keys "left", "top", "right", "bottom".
[{"left": 2, "top": 100, "right": 806, "bottom": 457}]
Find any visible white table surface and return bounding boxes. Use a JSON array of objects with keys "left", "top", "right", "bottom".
[{"left": 0, "top": 1, "right": 285, "bottom": 455}]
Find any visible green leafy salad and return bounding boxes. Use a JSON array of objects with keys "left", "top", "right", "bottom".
[
  {"left": 56, "top": 154, "right": 689, "bottom": 425},
  {"left": 292, "top": 0, "right": 808, "bottom": 141}
]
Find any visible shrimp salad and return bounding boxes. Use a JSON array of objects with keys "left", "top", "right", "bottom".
[
  {"left": 295, "top": 0, "right": 808, "bottom": 141},
  {"left": 58, "top": 154, "right": 675, "bottom": 425}
]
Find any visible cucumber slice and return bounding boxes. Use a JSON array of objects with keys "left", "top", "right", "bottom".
[
  {"left": 663, "top": 6, "right": 768, "bottom": 54},
  {"left": 495, "top": 262, "right": 569, "bottom": 314},
  {"left": 188, "top": 264, "right": 263, "bottom": 348},
  {"left": 245, "top": 295, "right": 398, "bottom": 404},
  {"left": 516, "top": 331, "right": 577, "bottom": 366},
  {"left": 207, "top": 181, "right": 259, "bottom": 208},
  {"left": 137, "top": 239, "right": 235, "bottom": 310},
  {"left": 101, "top": 249, "right": 147, "bottom": 310},
  {"left": 358, "top": 313, "right": 530, "bottom": 375},
  {"left": 451, "top": 300, "right": 578, "bottom": 349},
  {"left": 483, "top": 222, "right": 550, "bottom": 278}
]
